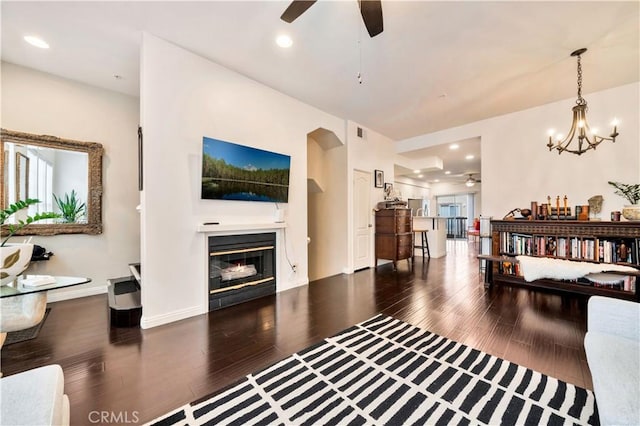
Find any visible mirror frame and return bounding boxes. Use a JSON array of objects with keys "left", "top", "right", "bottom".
[{"left": 1, "top": 128, "right": 104, "bottom": 236}]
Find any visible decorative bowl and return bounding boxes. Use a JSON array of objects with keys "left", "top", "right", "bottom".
[
  {"left": 0, "top": 243, "right": 34, "bottom": 286},
  {"left": 622, "top": 205, "right": 640, "bottom": 221}
]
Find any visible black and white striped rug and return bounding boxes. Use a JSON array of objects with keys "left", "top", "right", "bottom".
[{"left": 147, "top": 314, "right": 598, "bottom": 425}]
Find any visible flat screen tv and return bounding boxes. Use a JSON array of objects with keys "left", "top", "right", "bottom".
[{"left": 201, "top": 137, "right": 291, "bottom": 203}]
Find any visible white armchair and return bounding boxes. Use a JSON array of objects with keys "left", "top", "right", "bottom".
[
  {"left": 584, "top": 296, "right": 640, "bottom": 425},
  {"left": 0, "top": 364, "right": 70, "bottom": 425}
]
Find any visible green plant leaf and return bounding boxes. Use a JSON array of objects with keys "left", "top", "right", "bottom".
[
  {"left": 0, "top": 198, "right": 61, "bottom": 246},
  {"left": 53, "top": 190, "right": 86, "bottom": 223},
  {"left": 608, "top": 181, "right": 640, "bottom": 205},
  {"left": 1, "top": 198, "right": 42, "bottom": 225}
]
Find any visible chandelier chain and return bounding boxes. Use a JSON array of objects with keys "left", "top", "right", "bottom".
[{"left": 576, "top": 54, "right": 585, "bottom": 105}]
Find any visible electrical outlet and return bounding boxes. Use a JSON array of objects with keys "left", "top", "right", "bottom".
[{"left": 292, "top": 264, "right": 297, "bottom": 272}]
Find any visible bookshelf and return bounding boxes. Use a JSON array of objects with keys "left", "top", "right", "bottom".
[{"left": 489, "top": 220, "right": 640, "bottom": 301}]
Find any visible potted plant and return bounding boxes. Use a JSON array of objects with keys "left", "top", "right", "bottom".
[
  {"left": 1, "top": 199, "right": 60, "bottom": 285},
  {"left": 608, "top": 181, "right": 640, "bottom": 221},
  {"left": 53, "top": 190, "right": 86, "bottom": 223}
]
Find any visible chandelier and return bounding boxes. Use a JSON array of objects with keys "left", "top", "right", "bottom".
[{"left": 547, "top": 48, "right": 619, "bottom": 155}]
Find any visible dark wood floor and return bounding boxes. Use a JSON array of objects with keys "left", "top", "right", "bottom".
[{"left": 1, "top": 241, "right": 592, "bottom": 425}]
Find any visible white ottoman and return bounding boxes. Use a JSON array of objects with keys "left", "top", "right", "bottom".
[{"left": 0, "top": 364, "right": 69, "bottom": 426}]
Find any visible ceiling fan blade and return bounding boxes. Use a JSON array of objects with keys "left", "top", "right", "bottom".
[
  {"left": 280, "top": 0, "right": 317, "bottom": 23},
  {"left": 358, "top": 0, "right": 383, "bottom": 37}
]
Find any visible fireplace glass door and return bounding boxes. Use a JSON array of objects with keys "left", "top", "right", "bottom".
[{"left": 208, "top": 232, "right": 276, "bottom": 310}]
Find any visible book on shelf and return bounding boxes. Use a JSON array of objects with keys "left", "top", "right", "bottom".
[
  {"left": 597, "top": 238, "right": 638, "bottom": 265},
  {"left": 557, "top": 237, "right": 567, "bottom": 257}
]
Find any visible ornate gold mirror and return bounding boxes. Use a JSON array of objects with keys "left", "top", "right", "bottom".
[{"left": 1, "top": 129, "right": 103, "bottom": 236}]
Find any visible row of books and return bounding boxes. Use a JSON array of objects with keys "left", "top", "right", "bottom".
[
  {"left": 589, "top": 276, "right": 636, "bottom": 292},
  {"left": 497, "top": 261, "right": 637, "bottom": 293},
  {"left": 499, "top": 232, "right": 640, "bottom": 265}
]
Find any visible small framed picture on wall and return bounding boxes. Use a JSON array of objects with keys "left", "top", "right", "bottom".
[
  {"left": 374, "top": 169, "right": 384, "bottom": 188},
  {"left": 384, "top": 182, "right": 393, "bottom": 197}
]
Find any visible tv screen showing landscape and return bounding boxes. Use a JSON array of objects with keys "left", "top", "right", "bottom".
[{"left": 201, "top": 137, "right": 291, "bottom": 203}]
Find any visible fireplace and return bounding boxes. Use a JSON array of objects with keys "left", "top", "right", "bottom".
[{"left": 208, "top": 232, "right": 276, "bottom": 311}]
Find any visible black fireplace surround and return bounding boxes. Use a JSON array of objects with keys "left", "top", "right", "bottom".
[{"left": 208, "top": 232, "right": 276, "bottom": 311}]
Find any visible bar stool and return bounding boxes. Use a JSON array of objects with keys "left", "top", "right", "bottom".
[{"left": 413, "top": 227, "right": 431, "bottom": 259}]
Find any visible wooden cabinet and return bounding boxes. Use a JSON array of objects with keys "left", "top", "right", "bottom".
[
  {"left": 489, "top": 220, "right": 640, "bottom": 301},
  {"left": 375, "top": 208, "right": 413, "bottom": 269}
]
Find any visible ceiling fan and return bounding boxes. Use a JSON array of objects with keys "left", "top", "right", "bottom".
[
  {"left": 280, "top": 0, "right": 384, "bottom": 38},
  {"left": 464, "top": 174, "right": 481, "bottom": 187}
]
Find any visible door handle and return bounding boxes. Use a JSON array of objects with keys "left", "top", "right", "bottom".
[{"left": 368, "top": 224, "right": 372, "bottom": 228}]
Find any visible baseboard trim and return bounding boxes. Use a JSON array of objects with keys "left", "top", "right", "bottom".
[
  {"left": 47, "top": 285, "right": 107, "bottom": 303},
  {"left": 140, "top": 305, "right": 203, "bottom": 329},
  {"left": 277, "top": 278, "right": 309, "bottom": 292}
]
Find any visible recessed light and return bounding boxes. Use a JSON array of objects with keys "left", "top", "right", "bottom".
[
  {"left": 444, "top": 171, "right": 451, "bottom": 175},
  {"left": 413, "top": 169, "right": 420, "bottom": 173},
  {"left": 449, "top": 144, "right": 459, "bottom": 150},
  {"left": 434, "top": 179, "right": 440, "bottom": 182},
  {"left": 418, "top": 174, "right": 423, "bottom": 178},
  {"left": 465, "top": 155, "right": 474, "bottom": 160},
  {"left": 276, "top": 34, "right": 293, "bottom": 48},
  {"left": 24, "top": 35, "right": 49, "bottom": 49}
]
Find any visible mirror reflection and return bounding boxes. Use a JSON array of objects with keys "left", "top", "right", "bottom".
[
  {"left": 4, "top": 142, "right": 88, "bottom": 222},
  {"left": 1, "top": 129, "right": 103, "bottom": 236}
]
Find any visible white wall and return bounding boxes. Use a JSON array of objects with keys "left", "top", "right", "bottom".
[
  {"left": 307, "top": 136, "right": 348, "bottom": 281},
  {"left": 1, "top": 62, "right": 140, "bottom": 300},
  {"left": 140, "top": 34, "right": 345, "bottom": 328},
  {"left": 398, "top": 82, "right": 640, "bottom": 218},
  {"left": 345, "top": 121, "right": 397, "bottom": 271},
  {"left": 53, "top": 150, "right": 88, "bottom": 211},
  {"left": 307, "top": 139, "right": 325, "bottom": 191}
]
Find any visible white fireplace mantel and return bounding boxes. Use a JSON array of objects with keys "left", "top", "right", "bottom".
[{"left": 196, "top": 222, "right": 286, "bottom": 233}]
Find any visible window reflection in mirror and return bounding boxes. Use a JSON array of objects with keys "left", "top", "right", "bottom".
[
  {"left": 1, "top": 129, "right": 103, "bottom": 236},
  {"left": 5, "top": 142, "right": 89, "bottom": 222}
]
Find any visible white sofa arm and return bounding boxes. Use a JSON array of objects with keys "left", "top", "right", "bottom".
[
  {"left": 0, "top": 364, "right": 69, "bottom": 426},
  {"left": 587, "top": 296, "right": 640, "bottom": 342}
]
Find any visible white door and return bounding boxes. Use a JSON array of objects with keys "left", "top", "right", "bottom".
[{"left": 353, "top": 170, "right": 372, "bottom": 270}]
